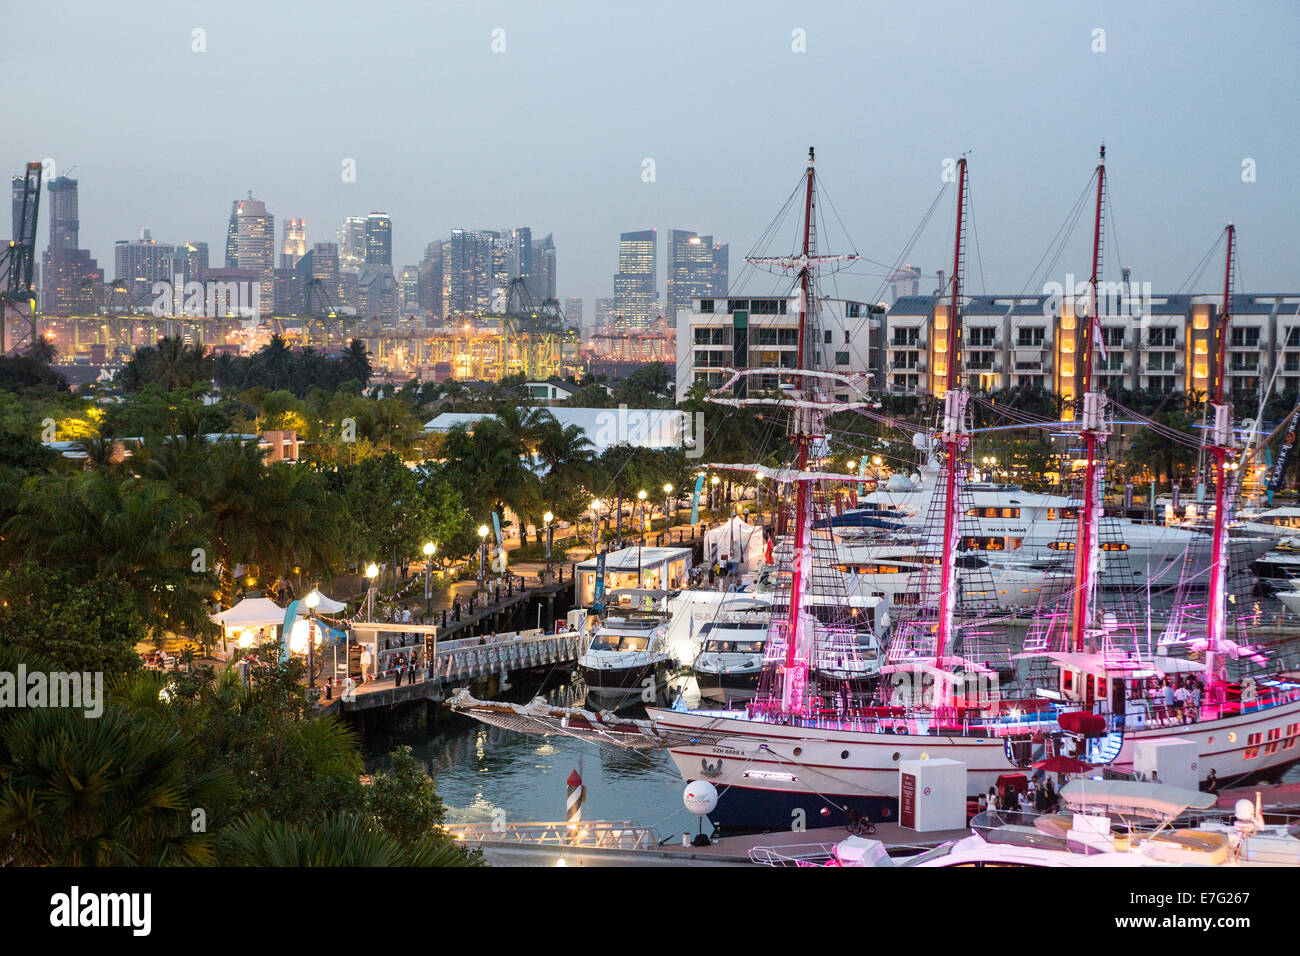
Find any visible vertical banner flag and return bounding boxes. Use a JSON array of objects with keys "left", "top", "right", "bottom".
[
  {"left": 690, "top": 474, "right": 705, "bottom": 525},
  {"left": 491, "top": 511, "right": 506, "bottom": 571},
  {"left": 592, "top": 552, "right": 607, "bottom": 614}
]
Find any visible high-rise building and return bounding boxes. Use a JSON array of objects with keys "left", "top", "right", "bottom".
[
  {"left": 227, "top": 195, "right": 275, "bottom": 315},
  {"left": 888, "top": 264, "right": 922, "bottom": 303},
  {"left": 418, "top": 240, "right": 443, "bottom": 319},
  {"left": 224, "top": 201, "right": 239, "bottom": 267},
  {"left": 666, "top": 229, "right": 728, "bottom": 327},
  {"left": 176, "top": 241, "right": 208, "bottom": 286},
  {"left": 613, "top": 229, "right": 657, "bottom": 330},
  {"left": 280, "top": 218, "right": 306, "bottom": 268},
  {"left": 533, "top": 233, "right": 557, "bottom": 302},
  {"left": 46, "top": 176, "right": 80, "bottom": 251},
  {"left": 564, "top": 297, "right": 583, "bottom": 330},
  {"left": 365, "top": 211, "right": 392, "bottom": 265},
  {"left": 338, "top": 216, "right": 367, "bottom": 271},
  {"left": 442, "top": 228, "right": 496, "bottom": 315},
  {"left": 114, "top": 230, "right": 177, "bottom": 303},
  {"left": 399, "top": 265, "right": 420, "bottom": 312},
  {"left": 309, "top": 241, "right": 340, "bottom": 304},
  {"left": 41, "top": 177, "right": 102, "bottom": 314},
  {"left": 594, "top": 296, "right": 616, "bottom": 330}
]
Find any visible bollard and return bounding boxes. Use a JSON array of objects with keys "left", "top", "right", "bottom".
[{"left": 565, "top": 769, "right": 585, "bottom": 843}]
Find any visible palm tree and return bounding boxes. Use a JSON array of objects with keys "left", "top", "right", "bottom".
[
  {"left": 339, "top": 339, "right": 372, "bottom": 386},
  {"left": 214, "top": 811, "right": 478, "bottom": 866},
  {"left": 0, "top": 700, "right": 233, "bottom": 866}
]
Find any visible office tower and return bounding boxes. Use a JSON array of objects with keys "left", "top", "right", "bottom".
[
  {"left": 177, "top": 241, "right": 209, "bottom": 286},
  {"left": 442, "top": 228, "right": 495, "bottom": 315},
  {"left": 280, "top": 218, "right": 306, "bottom": 268},
  {"left": 114, "top": 230, "right": 177, "bottom": 303},
  {"left": 666, "top": 229, "right": 728, "bottom": 326},
  {"left": 399, "top": 265, "right": 419, "bottom": 311},
  {"left": 564, "top": 297, "right": 583, "bottom": 330},
  {"left": 40, "top": 176, "right": 102, "bottom": 314},
  {"left": 339, "top": 216, "right": 367, "bottom": 271},
  {"left": 309, "top": 241, "right": 340, "bottom": 303},
  {"left": 365, "top": 211, "right": 392, "bottom": 265},
  {"left": 888, "top": 264, "right": 922, "bottom": 302},
  {"left": 491, "top": 233, "right": 513, "bottom": 307},
  {"left": 418, "top": 240, "right": 443, "bottom": 319},
  {"left": 357, "top": 262, "right": 398, "bottom": 322},
  {"left": 533, "top": 233, "right": 556, "bottom": 302},
  {"left": 46, "top": 176, "right": 80, "bottom": 250},
  {"left": 228, "top": 195, "right": 275, "bottom": 315},
  {"left": 613, "top": 229, "right": 657, "bottom": 330},
  {"left": 224, "top": 201, "right": 239, "bottom": 267},
  {"left": 594, "top": 296, "right": 616, "bottom": 330}
]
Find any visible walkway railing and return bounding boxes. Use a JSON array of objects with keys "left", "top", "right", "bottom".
[{"left": 441, "top": 820, "right": 659, "bottom": 849}]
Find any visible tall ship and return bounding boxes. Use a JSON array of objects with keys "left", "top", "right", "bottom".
[{"left": 451, "top": 148, "right": 1300, "bottom": 831}]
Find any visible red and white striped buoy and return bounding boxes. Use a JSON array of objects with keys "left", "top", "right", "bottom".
[{"left": 565, "top": 769, "right": 584, "bottom": 840}]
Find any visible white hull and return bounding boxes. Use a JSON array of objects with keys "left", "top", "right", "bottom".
[{"left": 649, "top": 699, "right": 1300, "bottom": 828}]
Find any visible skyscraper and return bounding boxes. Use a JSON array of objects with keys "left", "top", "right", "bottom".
[
  {"left": 533, "top": 233, "right": 557, "bottom": 302},
  {"left": 594, "top": 296, "right": 616, "bottom": 330},
  {"left": 442, "top": 228, "right": 495, "bottom": 315},
  {"left": 228, "top": 195, "right": 275, "bottom": 315},
  {"left": 365, "top": 211, "right": 392, "bottom": 265},
  {"left": 281, "top": 218, "right": 306, "bottom": 268},
  {"left": 41, "top": 177, "right": 102, "bottom": 315},
  {"left": 338, "top": 216, "right": 367, "bottom": 271},
  {"left": 309, "top": 241, "right": 340, "bottom": 303},
  {"left": 666, "top": 229, "right": 728, "bottom": 326},
  {"left": 46, "top": 176, "right": 80, "bottom": 250},
  {"left": 564, "top": 297, "right": 583, "bottom": 331},
  {"left": 115, "top": 230, "right": 176, "bottom": 303},
  {"left": 613, "top": 229, "right": 657, "bottom": 329},
  {"left": 418, "top": 240, "right": 443, "bottom": 319}
]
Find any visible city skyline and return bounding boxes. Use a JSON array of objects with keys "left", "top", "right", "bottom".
[{"left": 3, "top": 2, "right": 1298, "bottom": 314}]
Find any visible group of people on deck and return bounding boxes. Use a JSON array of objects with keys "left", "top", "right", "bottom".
[{"left": 1156, "top": 675, "right": 1204, "bottom": 724}]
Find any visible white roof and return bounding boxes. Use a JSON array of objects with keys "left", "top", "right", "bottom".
[
  {"left": 576, "top": 546, "right": 692, "bottom": 571},
  {"left": 211, "top": 597, "right": 290, "bottom": 628},
  {"left": 1061, "top": 779, "right": 1217, "bottom": 818},
  {"left": 424, "top": 408, "right": 690, "bottom": 453},
  {"left": 302, "top": 589, "right": 347, "bottom": 614}
]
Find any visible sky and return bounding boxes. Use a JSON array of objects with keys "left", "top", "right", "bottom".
[{"left": 4, "top": 0, "right": 1298, "bottom": 311}]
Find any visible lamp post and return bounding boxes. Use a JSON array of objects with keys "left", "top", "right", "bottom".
[
  {"left": 590, "top": 498, "right": 602, "bottom": 553},
  {"left": 709, "top": 474, "right": 720, "bottom": 512},
  {"left": 423, "top": 541, "right": 436, "bottom": 619},
  {"left": 365, "top": 563, "right": 379, "bottom": 622},
  {"left": 663, "top": 483, "right": 674, "bottom": 526},
  {"left": 543, "top": 511, "right": 554, "bottom": 576},
  {"left": 637, "top": 490, "right": 647, "bottom": 547},
  {"left": 304, "top": 589, "right": 320, "bottom": 689},
  {"left": 478, "top": 525, "right": 490, "bottom": 588}
]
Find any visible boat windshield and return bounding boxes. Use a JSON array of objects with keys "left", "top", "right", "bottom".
[
  {"left": 898, "top": 843, "right": 957, "bottom": 867},
  {"left": 704, "top": 640, "right": 766, "bottom": 654},
  {"left": 589, "top": 633, "right": 651, "bottom": 652}
]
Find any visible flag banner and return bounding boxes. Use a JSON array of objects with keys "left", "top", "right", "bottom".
[{"left": 690, "top": 474, "right": 704, "bottom": 524}]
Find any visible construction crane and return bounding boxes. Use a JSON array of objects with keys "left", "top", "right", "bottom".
[
  {"left": 0, "top": 161, "right": 42, "bottom": 355},
  {"left": 287, "top": 276, "right": 354, "bottom": 346}
]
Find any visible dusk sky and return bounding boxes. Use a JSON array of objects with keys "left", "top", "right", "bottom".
[{"left": 5, "top": 0, "right": 1297, "bottom": 308}]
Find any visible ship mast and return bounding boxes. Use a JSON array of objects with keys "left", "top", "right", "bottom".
[
  {"left": 778, "top": 146, "right": 818, "bottom": 712},
  {"left": 934, "top": 156, "right": 969, "bottom": 684},
  {"left": 1204, "top": 223, "right": 1235, "bottom": 686},
  {"left": 1068, "top": 145, "right": 1108, "bottom": 654}
]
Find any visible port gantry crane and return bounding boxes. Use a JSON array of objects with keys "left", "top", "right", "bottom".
[
  {"left": 0, "top": 162, "right": 42, "bottom": 356},
  {"left": 495, "top": 276, "right": 578, "bottom": 379}
]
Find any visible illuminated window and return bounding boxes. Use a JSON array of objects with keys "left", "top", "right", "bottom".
[
  {"left": 1194, "top": 313, "right": 1209, "bottom": 330},
  {"left": 1264, "top": 728, "right": 1282, "bottom": 756},
  {"left": 1061, "top": 314, "right": 1076, "bottom": 330},
  {"left": 1061, "top": 363, "right": 1075, "bottom": 377},
  {"left": 1244, "top": 732, "right": 1262, "bottom": 759},
  {"left": 1048, "top": 541, "right": 1076, "bottom": 551},
  {"left": 1100, "top": 542, "right": 1130, "bottom": 551},
  {"left": 1285, "top": 723, "right": 1299, "bottom": 749}
]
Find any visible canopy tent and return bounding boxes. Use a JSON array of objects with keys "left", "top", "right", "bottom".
[
  {"left": 211, "top": 597, "right": 291, "bottom": 629},
  {"left": 703, "top": 515, "right": 765, "bottom": 573},
  {"left": 301, "top": 588, "right": 347, "bottom": 615}
]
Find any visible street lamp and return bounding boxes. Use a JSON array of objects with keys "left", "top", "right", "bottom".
[
  {"left": 637, "top": 490, "right": 647, "bottom": 546},
  {"left": 478, "top": 525, "right": 490, "bottom": 587},
  {"left": 303, "top": 589, "right": 320, "bottom": 689},
  {"left": 590, "top": 498, "right": 603, "bottom": 552},
  {"left": 710, "top": 474, "right": 720, "bottom": 512},
  {"left": 365, "top": 563, "right": 379, "bottom": 622},
  {"left": 423, "top": 541, "right": 436, "bottom": 619},
  {"left": 543, "top": 511, "right": 554, "bottom": 575},
  {"left": 663, "top": 483, "right": 673, "bottom": 525}
]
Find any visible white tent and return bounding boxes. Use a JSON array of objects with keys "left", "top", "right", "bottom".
[
  {"left": 211, "top": 597, "right": 290, "bottom": 629},
  {"left": 703, "top": 515, "right": 765, "bottom": 573},
  {"left": 301, "top": 589, "right": 347, "bottom": 615}
]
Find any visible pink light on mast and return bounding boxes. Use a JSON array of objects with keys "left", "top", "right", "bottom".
[
  {"left": 933, "top": 156, "right": 969, "bottom": 688},
  {"left": 1204, "top": 223, "right": 1235, "bottom": 687},
  {"left": 1068, "top": 145, "right": 1107, "bottom": 654}
]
